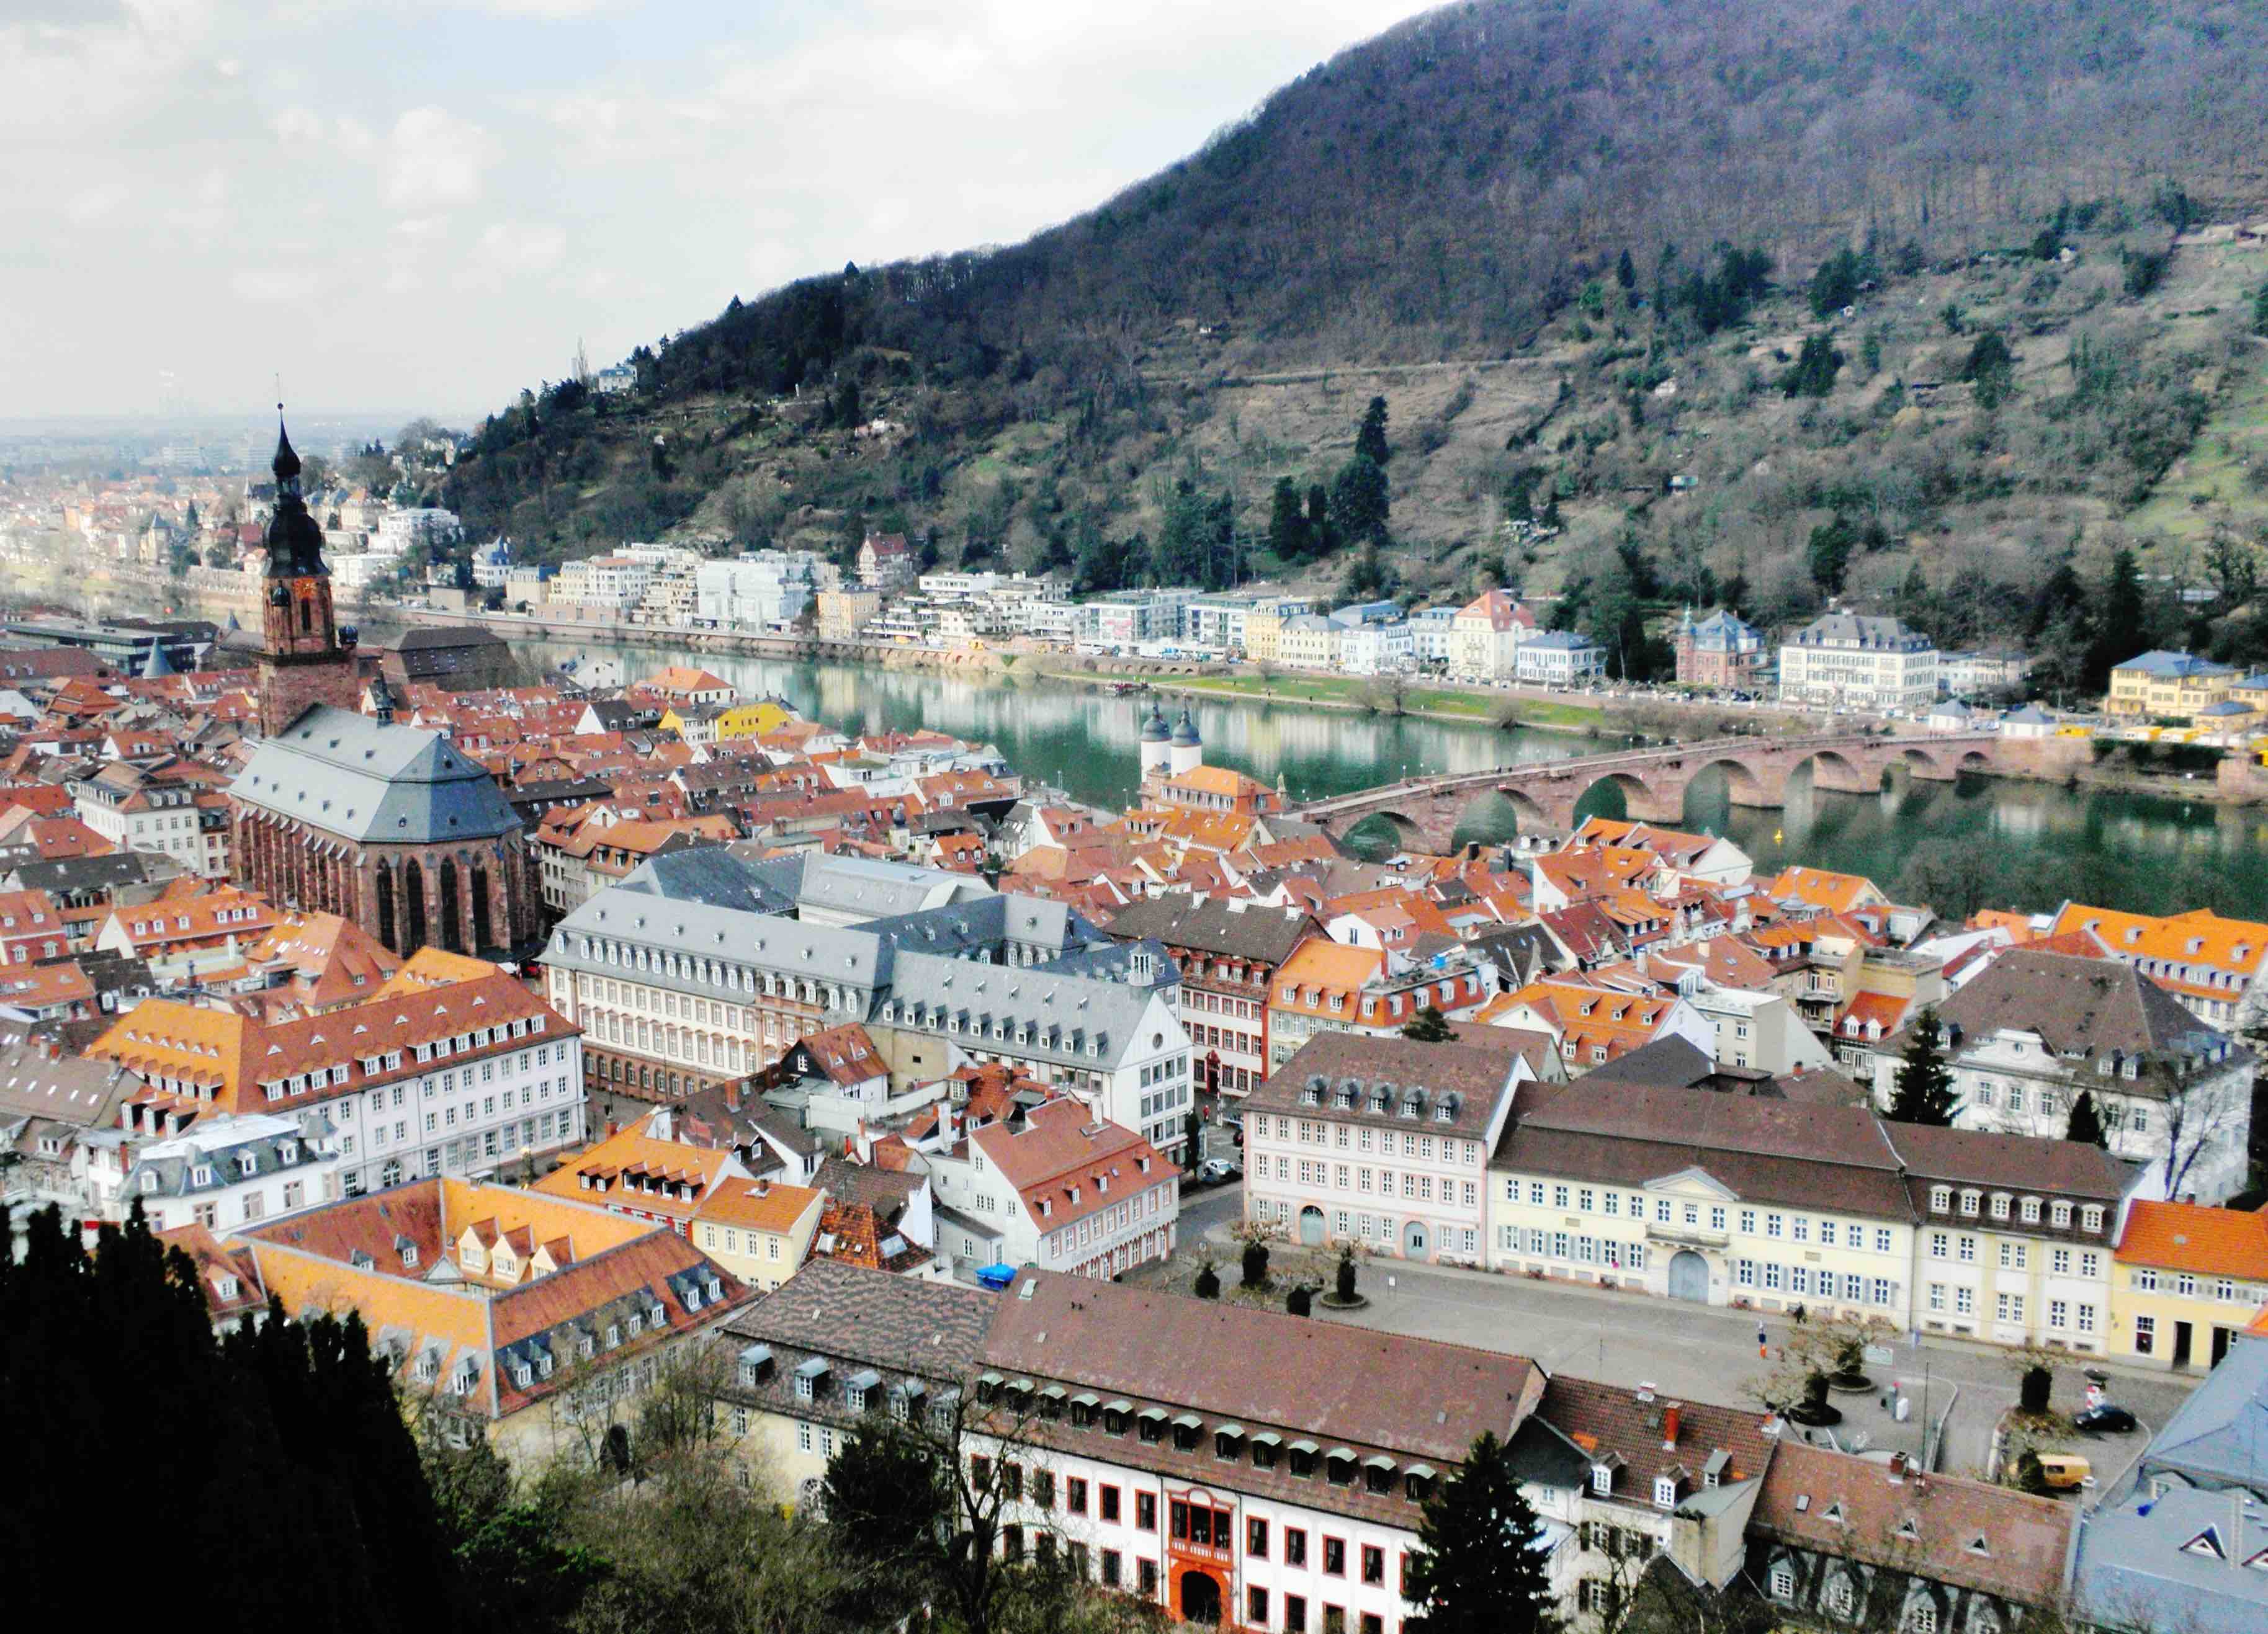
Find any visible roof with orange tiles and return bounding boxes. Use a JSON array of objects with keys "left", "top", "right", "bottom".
[
  {"left": 1835, "top": 990, "right": 1915, "bottom": 1041},
  {"left": 1533, "top": 846, "right": 1655, "bottom": 903},
  {"left": 240, "top": 1177, "right": 753, "bottom": 1417},
  {"left": 1567, "top": 816, "right": 1739, "bottom": 868},
  {"left": 0, "top": 958, "right": 97, "bottom": 1012},
  {"left": 1272, "top": 938, "right": 1386, "bottom": 1009},
  {"left": 694, "top": 1175, "right": 825, "bottom": 1236},
  {"left": 97, "top": 886, "right": 278, "bottom": 954},
  {"left": 240, "top": 911, "right": 400, "bottom": 1008},
  {"left": 2115, "top": 1200, "right": 2268, "bottom": 1278},
  {"left": 1454, "top": 588, "right": 1538, "bottom": 631},
  {"left": 970, "top": 1097, "right": 1171, "bottom": 1231},
  {"left": 1766, "top": 865, "right": 1887, "bottom": 914},
  {"left": 0, "top": 888, "right": 65, "bottom": 940},
  {"left": 784, "top": 1022, "right": 889, "bottom": 1089},
  {"left": 156, "top": 1221, "right": 267, "bottom": 1324},
  {"left": 531, "top": 1122, "right": 737, "bottom": 1221},
  {"left": 91, "top": 963, "right": 573, "bottom": 1117},
  {"left": 812, "top": 1199, "right": 930, "bottom": 1274},
  {"left": 1165, "top": 764, "right": 1271, "bottom": 801}
]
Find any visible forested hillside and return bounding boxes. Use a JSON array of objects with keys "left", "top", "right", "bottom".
[{"left": 441, "top": 0, "right": 2268, "bottom": 674}]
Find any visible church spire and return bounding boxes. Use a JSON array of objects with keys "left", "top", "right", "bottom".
[{"left": 272, "top": 403, "right": 301, "bottom": 494}]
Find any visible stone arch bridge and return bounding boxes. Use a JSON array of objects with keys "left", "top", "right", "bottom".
[{"left": 1296, "top": 732, "right": 2009, "bottom": 853}]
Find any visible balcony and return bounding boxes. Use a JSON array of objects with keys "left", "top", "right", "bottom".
[{"left": 1645, "top": 1218, "right": 1729, "bottom": 1249}]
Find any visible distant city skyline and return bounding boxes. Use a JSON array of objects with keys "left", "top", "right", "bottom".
[{"left": 4, "top": 1, "right": 1435, "bottom": 426}]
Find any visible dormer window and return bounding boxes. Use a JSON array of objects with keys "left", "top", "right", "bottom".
[
  {"left": 1654, "top": 1475, "right": 1678, "bottom": 1509},
  {"left": 1592, "top": 1464, "right": 1615, "bottom": 1495}
]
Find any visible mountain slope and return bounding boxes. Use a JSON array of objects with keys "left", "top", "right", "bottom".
[{"left": 441, "top": 0, "right": 2268, "bottom": 650}]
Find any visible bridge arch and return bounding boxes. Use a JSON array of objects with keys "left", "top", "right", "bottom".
[
  {"left": 1793, "top": 747, "right": 1882, "bottom": 797},
  {"left": 1680, "top": 755, "right": 1775, "bottom": 810},
  {"left": 1338, "top": 810, "right": 1432, "bottom": 858},
  {"left": 1573, "top": 769, "right": 1677, "bottom": 825}
]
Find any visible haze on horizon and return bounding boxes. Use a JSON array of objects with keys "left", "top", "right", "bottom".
[{"left": 2, "top": 0, "right": 1435, "bottom": 427}]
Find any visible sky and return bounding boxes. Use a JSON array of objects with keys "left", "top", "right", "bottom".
[{"left": 1, "top": 0, "right": 1438, "bottom": 426}]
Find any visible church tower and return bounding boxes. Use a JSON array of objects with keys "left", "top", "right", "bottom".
[{"left": 256, "top": 412, "right": 360, "bottom": 736}]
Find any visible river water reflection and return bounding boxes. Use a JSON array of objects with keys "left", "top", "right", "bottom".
[{"left": 532, "top": 638, "right": 2268, "bottom": 918}]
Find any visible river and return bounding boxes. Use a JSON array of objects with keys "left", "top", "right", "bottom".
[{"left": 526, "top": 638, "right": 2268, "bottom": 919}]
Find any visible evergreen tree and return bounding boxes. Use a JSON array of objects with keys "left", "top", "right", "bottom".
[
  {"left": 1806, "top": 516, "right": 1858, "bottom": 594},
  {"left": 2086, "top": 547, "right": 2146, "bottom": 692},
  {"left": 1404, "top": 1432, "right": 1560, "bottom": 1634},
  {"left": 2254, "top": 282, "right": 2268, "bottom": 337},
  {"left": 0, "top": 1205, "right": 453, "bottom": 1630},
  {"left": 1287, "top": 1284, "right": 1314, "bottom": 1318},
  {"left": 1402, "top": 1006, "right": 1456, "bottom": 1042},
  {"left": 2065, "top": 1089, "right": 2109, "bottom": 1148},
  {"left": 1195, "top": 1261, "right": 1221, "bottom": 1300},
  {"left": 1267, "top": 476, "right": 1311, "bottom": 560},
  {"left": 1615, "top": 248, "right": 1637, "bottom": 291},
  {"left": 823, "top": 1417, "right": 952, "bottom": 1569},
  {"left": 1780, "top": 333, "right": 1844, "bottom": 398},
  {"left": 1888, "top": 1009, "right": 1960, "bottom": 1126},
  {"left": 1335, "top": 1246, "right": 1358, "bottom": 1303},
  {"left": 1356, "top": 395, "right": 1392, "bottom": 466},
  {"left": 1330, "top": 453, "right": 1391, "bottom": 547},
  {"left": 1241, "top": 1239, "right": 1271, "bottom": 1289}
]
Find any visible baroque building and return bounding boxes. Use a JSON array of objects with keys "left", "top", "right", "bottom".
[{"left": 227, "top": 418, "right": 537, "bottom": 958}]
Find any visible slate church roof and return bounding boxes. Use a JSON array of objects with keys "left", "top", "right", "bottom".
[{"left": 228, "top": 703, "right": 521, "bottom": 846}]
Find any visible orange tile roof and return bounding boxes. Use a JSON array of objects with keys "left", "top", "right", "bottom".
[
  {"left": 1767, "top": 866, "right": 1885, "bottom": 914},
  {"left": 91, "top": 965, "right": 573, "bottom": 1117},
  {"left": 2115, "top": 1200, "right": 2268, "bottom": 1279},
  {"left": 531, "top": 1122, "right": 735, "bottom": 1222},
  {"left": 1271, "top": 939, "right": 1386, "bottom": 1012},
  {"left": 695, "top": 1176, "right": 824, "bottom": 1235}
]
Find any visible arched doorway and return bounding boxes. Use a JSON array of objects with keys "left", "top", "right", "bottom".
[
  {"left": 438, "top": 858, "right": 463, "bottom": 953},
  {"left": 403, "top": 859, "right": 428, "bottom": 953},
  {"left": 1299, "top": 1206, "right": 1325, "bottom": 1246},
  {"left": 1404, "top": 1220, "right": 1430, "bottom": 1259},
  {"left": 1178, "top": 1568, "right": 1222, "bottom": 1625},
  {"left": 1669, "top": 1249, "right": 1709, "bottom": 1302}
]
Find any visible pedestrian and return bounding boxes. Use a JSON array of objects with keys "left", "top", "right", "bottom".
[
  {"left": 1791, "top": 1301, "right": 1807, "bottom": 1325},
  {"left": 1757, "top": 1322, "right": 1768, "bottom": 1359}
]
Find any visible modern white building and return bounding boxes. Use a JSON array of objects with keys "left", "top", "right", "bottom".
[
  {"left": 696, "top": 551, "right": 822, "bottom": 631},
  {"left": 552, "top": 554, "right": 655, "bottom": 614},
  {"left": 375, "top": 507, "right": 464, "bottom": 561},
  {"left": 1778, "top": 613, "right": 1939, "bottom": 712}
]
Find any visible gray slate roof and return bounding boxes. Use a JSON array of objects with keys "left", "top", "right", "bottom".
[{"left": 229, "top": 705, "right": 521, "bottom": 844}]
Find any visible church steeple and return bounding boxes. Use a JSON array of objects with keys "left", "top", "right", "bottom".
[{"left": 256, "top": 401, "right": 357, "bottom": 736}]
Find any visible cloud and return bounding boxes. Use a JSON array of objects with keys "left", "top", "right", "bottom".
[
  {"left": 462, "top": 219, "right": 567, "bottom": 292},
  {"left": 385, "top": 105, "right": 500, "bottom": 210},
  {"left": 231, "top": 266, "right": 320, "bottom": 303},
  {"left": 63, "top": 182, "right": 129, "bottom": 225}
]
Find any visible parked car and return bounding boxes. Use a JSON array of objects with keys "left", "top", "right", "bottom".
[
  {"left": 1197, "top": 1158, "right": 1241, "bottom": 1185},
  {"left": 2074, "top": 1404, "right": 2138, "bottom": 1435}
]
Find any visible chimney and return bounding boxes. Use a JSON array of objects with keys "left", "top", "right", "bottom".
[
  {"left": 725, "top": 1078, "right": 743, "bottom": 1112},
  {"left": 1636, "top": 1381, "right": 1656, "bottom": 1403},
  {"left": 755, "top": 1177, "right": 770, "bottom": 1199},
  {"left": 1888, "top": 1451, "right": 1908, "bottom": 1482},
  {"left": 1662, "top": 1403, "right": 1682, "bottom": 1450}
]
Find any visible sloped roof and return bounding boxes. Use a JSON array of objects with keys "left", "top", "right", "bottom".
[
  {"left": 229, "top": 705, "right": 521, "bottom": 844},
  {"left": 2115, "top": 1200, "right": 2268, "bottom": 1277},
  {"left": 1755, "top": 1440, "right": 2071, "bottom": 1605}
]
